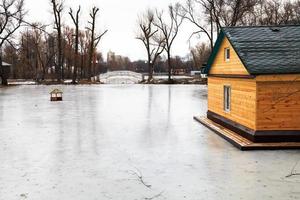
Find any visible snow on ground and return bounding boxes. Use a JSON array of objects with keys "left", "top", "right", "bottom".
[
  {"left": 8, "top": 81, "right": 37, "bottom": 85},
  {"left": 0, "top": 85, "right": 299, "bottom": 200}
]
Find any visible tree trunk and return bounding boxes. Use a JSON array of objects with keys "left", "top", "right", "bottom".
[
  {"left": 0, "top": 47, "right": 8, "bottom": 86},
  {"left": 70, "top": 7, "right": 80, "bottom": 84},
  {"left": 167, "top": 52, "right": 172, "bottom": 82},
  {"left": 80, "top": 54, "right": 84, "bottom": 79},
  {"left": 61, "top": 39, "right": 65, "bottom": 81},
  {"left": 147, "top": 49, "right": 152, "bottom": 82},
  {"left": 42, "top": 65, "right": 45, "bottom": 81},
  {"left": 88, "top": 32, "right": 95, "bottom": 79},
  {"left": 72, "top": 53, "right": 78, "bottom": 84},
  {"left": 35, "top": 55, "right": 39, "bottom": 82},
  {"left": 72, "top": 28, "right": 79, "bottom": 84},
  {"left": 210, "top": 9, "right": 214, "bottom": 51},
  {"left": 56, "top": 32, "right": 62, "bottom": 82}
]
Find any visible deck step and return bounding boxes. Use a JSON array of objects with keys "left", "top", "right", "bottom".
[{"left": 194, "top": 116, "right": 300, "bottom": 150}]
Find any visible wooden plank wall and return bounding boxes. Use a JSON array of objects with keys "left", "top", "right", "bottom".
[
  {"left": 208, "top": 77, "right": 257, "bottom": 129},
  {"left": 256, "top": 80, "right": 300, "bottom": 130},
  {"left": 210, "top": 37, "right": 249, "bottom": 75}
]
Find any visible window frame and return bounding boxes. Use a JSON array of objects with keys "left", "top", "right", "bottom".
[
  {"left": 224, "top": 85, "right": 231, "bottom": 112},
  {"left": 224, "top": 47, "right": 230, "bottom": 62}
]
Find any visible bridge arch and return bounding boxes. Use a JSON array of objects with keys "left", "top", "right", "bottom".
[{"left": 99, "top": 71, "right": 143, "bottom": 84}]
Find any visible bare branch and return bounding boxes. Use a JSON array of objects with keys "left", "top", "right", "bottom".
[
  {"left": 145, "top": 191, "right": 164, "bottom": 200},
  {"left": 128, "top": 167, "right": 151, "bottom": 188},
  {"left": 286, "top": 160, "right": 300, "bottom": 178}
]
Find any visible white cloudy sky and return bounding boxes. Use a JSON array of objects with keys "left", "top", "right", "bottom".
[{"left": 24, "top": 0, "right": 202, "bottom": 61}]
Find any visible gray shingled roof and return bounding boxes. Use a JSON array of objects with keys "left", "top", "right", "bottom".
[{"left": 222, "top": 25, "right": 300, "bottom": 75}]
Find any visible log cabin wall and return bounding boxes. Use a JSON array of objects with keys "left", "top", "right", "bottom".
[
  {"left": 208, "top": 77, "right": 257, "bottom": 130},
  {"left": 256, "top": 76, "right": 300, "bottom": 131},
  {"left": 208, "top": 35, "right": 256, "bottom": 130}
]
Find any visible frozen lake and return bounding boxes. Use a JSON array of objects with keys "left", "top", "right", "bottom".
[{"left": 0, "top": 85, "right": 299, "bottom": 200}]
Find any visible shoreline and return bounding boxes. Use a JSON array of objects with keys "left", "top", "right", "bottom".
[{"left": 4, "top": 78, "right": 207, "bottom": 86}]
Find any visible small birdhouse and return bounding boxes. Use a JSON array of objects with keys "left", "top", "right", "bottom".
[{"left": 50, "top": 89, "right": 63, "bottom": 101}]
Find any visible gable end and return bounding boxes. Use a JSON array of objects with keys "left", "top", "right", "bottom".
[{"left": 204, "top": 30, "right": 250, "bottom": 76}]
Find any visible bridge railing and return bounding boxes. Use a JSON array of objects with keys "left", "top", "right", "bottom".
[{"left": 99, "top": 71, "right": 144, "bottom": 83}]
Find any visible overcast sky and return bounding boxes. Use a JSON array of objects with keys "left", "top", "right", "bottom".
[{"left": 24, "top": 0, "right": 200, "bottom": 61}]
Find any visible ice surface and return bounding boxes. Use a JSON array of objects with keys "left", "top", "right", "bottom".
[{"left": 0, "top": 85, "right": 299, "bottom": 200}]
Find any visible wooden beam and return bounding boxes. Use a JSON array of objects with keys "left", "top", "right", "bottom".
[
  {"left": 194, "top": 116, "right": 300, "bottom": 150},
  {"left": 256, "top": 74, "right": 300, "bottom": 82},
  {"left": 208, "top": 74, "right": 255, "bottom": 79}
]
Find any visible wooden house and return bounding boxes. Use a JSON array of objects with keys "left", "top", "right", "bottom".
[
  {"left": 50, "top": 89, "right": 63, "bottom": 101},
  {"left": 199, "top": 25, "right": 300, "bottom": 146}
]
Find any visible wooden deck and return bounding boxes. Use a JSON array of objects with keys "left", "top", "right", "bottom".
[{"left": 194, "top": 116, "right": 300, "bottom": 150}]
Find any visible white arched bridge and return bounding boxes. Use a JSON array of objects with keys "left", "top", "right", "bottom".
[{"left": 99, "top": 71, "right": 144, "bottom": 84}]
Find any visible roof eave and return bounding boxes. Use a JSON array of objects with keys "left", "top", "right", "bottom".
[{"left": 203, "top": 30, "right": 225, "bottom": 74}]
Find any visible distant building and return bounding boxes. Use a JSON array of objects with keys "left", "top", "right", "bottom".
[
  {"left": 172, "top": 68, "right": 186, "bottom": 75},
  {"left": 200, "top": 25, "right": 300, "bottom": 145},
  {"left": 106, "top": 50, "right": 131, "bottom": 71},
  {"left": 0, "top": 62, "right": 11, "bottom": 85},
  {"left": 107, "top": 50, "right": 115, "bottom": 63},
  {"left": 190, "top": 71, "right": 202, "bottom": 76}
]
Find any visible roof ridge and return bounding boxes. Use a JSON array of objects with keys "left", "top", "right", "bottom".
[{"left": 222, "top": 24, "right": 300, "bottom": 29}]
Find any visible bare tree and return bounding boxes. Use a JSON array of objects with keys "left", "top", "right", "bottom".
[
  {"left": 40, "top": 33, "right": 56, "bottom": 81},
  {"left": 50, "top": 0, "right": 64, "bottom": 82},
  {"left": 69, "top": 6, "right": 80, "bottom": 84},
  {"left": 154, "top": 4, "right": 184, "bottom": 82},
  {"left": 190, "top": 42, "right": 211, "bottom": 70},
  {"left": 62, "top": 26, "right": 73, "bottom": 79},
  {"left": 29, "top": 25, "right": 45, "bottom": 82},
  {"left": 0, "top": 0, "right": 25, "bottom": 85},
  {"left": 19, "top": 31, "right": 35, "bottom": 79},
  {"left": 136, "top": 9, "right": 165, "bottom": 82},
  {"left": 3, "top": 44, "right": 18, "bottom": 78},
  {"left": 179, "top": 0, "right": 214, "bottom": 50},
  {"left": 294, "top": 0, "right": 300, "bottom": 23},
  {"left": 86, "top": 7, "right": 107, "bottom": 80},
  {"left": 260, "top": 0, "right": 282, "bottom": 25},
  {"left": 257, "top": 0, "right": 300, "bottom": 25},
  {"left": 209, "top": 0, "right": 258, "bottom": 27}
]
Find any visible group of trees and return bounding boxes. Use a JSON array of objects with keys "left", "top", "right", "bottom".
[
  {"left": 137, "top": 0, "right": 300, "bottom": 82},
  {"left": 0, "top": 0, "right": 107, "bottom": 85},
  {"left": 0, "top": 0, "right": 25, "bottom": 85},
  {"left": 137, "top": 5, "right": 185, "bottom": 82},
  {"left": 180, "top": 0, "right": 300, "bottom": 51},
  {"left": 1, "top": 0, "right": 300, "bottom": 85}
]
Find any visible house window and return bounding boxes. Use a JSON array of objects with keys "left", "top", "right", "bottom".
[
  {"left": 224, "top": 85, "right": 231, "bottom": 112},
  {"left": 225, "top": 48, "right": 230, "bottom": 61}
]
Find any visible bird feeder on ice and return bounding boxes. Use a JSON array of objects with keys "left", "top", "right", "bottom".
[{"left": 50, "top": 89, "right": 63, "bottom": 101}]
